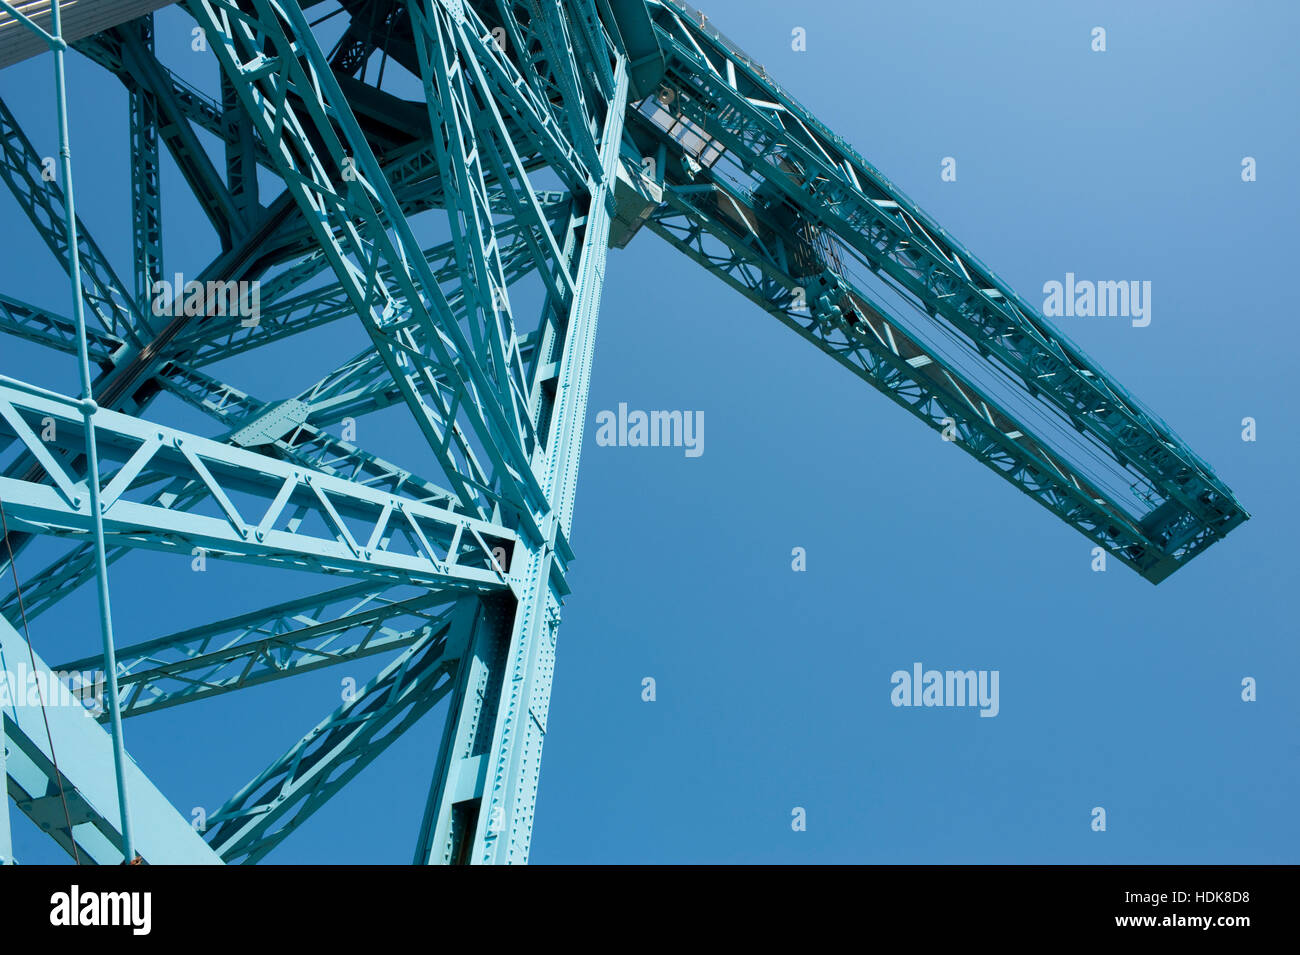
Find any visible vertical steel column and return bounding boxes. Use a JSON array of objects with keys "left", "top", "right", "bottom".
[
  {"left": 0, "top": 618, "right": 9, "bottom": 864},
  {"left": 128, "top": 13, "right": 163, "bottom": 320},
  {"left": 415, "top": 56, "right": 628, "bottom": 865},
  {"left": 0, "top": 691, "right": 11, "bottom": 865},
  {"left": 411, "top": 592, "right": 509, "bottom": 864},
  {"left": 1, "top": 0, "right": 138, "bottom": 862}
]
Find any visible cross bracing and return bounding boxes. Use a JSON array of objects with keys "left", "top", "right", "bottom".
[{"left": 0, "top": 0, "right": 1247, "bottom": 865}]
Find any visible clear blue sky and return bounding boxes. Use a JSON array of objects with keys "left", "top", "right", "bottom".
[{"left": 2, "top": 0, "right": 1296, "bottom": 863}]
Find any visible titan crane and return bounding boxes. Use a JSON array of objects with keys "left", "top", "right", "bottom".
[{"left": 0, "top": 0, "right": 1248, "bottom": 865}]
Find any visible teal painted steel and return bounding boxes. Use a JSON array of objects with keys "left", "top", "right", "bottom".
[
  {"left": 418, "top": 55, "right": 630, "bottom": 866},
  {"left": 631, "top": 0, "right": 1248, "bottom": 584},
  {"left": 0, "top": 0, "right": 140, "bottom": 862},
  {"left": 61, "top": 583, "right": 463, "bottom": 718},
  {"left": 0, "top": 683, "right": 10, "bottom": 863},
  {"left": 0, "top": 0, "right": 1249, "bottom": 865},
  {"left": 0, "top": 613, "right": 222, "bottom": 863},
  {"left": 0, "top": 377, "right": 519, "bottom": 592}
]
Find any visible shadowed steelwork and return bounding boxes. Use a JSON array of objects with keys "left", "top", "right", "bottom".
[{"left": 0, "top": 0, "right": 1246, "bottom": 866}]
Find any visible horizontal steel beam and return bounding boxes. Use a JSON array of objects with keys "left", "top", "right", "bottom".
[
  {"left": 203, "top": 595, "right": 476, "bottom": 863},
  {"left": 0, "top": 376, "right": 517, "bottom": 591},
  {"left": 0, "top": 0, "right": 174, "bottom": 68},
  {"left": 61, "top": 582, "right": 460, "bottom": 718}
]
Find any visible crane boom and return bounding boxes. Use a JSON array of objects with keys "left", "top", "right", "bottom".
[{"left": 611, "top": 0, "right": 1248, "bottom": 583}]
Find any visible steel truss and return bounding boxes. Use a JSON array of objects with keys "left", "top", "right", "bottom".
[{"left": 0, "top": 0, "right": 1247, "bottom": 864}]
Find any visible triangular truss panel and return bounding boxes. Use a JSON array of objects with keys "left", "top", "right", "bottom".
[{"left": 0, "top": 0, "right": 1247, "bottom": 865}]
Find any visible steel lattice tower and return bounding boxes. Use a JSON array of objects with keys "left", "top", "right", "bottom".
[{"left": 0, "top": 0, "right": 1248, "bottom": 865}]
